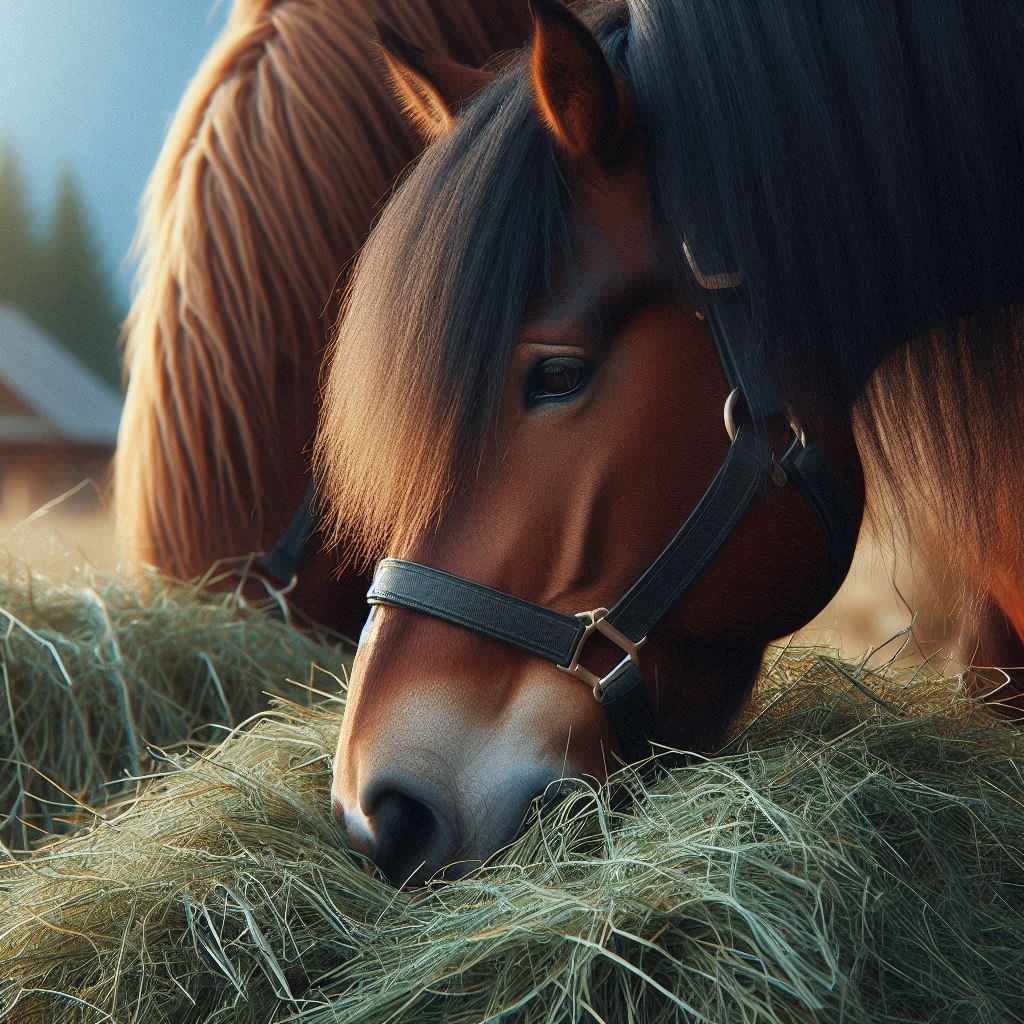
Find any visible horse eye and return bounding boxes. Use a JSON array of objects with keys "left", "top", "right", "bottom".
[{"left": 526, "top": 356, "right": 592, "bottom": 407}]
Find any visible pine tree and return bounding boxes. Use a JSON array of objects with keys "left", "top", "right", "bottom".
[
  {"left": 0, "top": 140, "right": 38, "bottom": 314},
  {"left": 34, "top": 168, "right": 123, "bottom": 385}
]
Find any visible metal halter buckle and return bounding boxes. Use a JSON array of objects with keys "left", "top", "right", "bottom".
[{"left": 558, "top": 608, "right": 647, "bottom": 699}]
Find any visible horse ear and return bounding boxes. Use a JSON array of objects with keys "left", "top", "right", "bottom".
[
  {"left": 375, "top": 20, "right": 495, "bottom": 140},
  {"left": 528, "top": 0, "right": 629, "bottom": 164}
]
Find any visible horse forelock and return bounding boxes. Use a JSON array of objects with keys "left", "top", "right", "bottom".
[
  {"left": 315, "top": 62, "right": 574, "bottom": 567},
  {"left": 314, "top": 3, "right": 649, "bottom": 568}
]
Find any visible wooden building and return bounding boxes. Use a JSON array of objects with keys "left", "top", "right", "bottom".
[{"left": 0, "top": 305, "right": 122, "bottom": 521}]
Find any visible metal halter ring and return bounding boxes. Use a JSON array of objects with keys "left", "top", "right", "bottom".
[
  {"left": 723, "top": 387, "right": 808, "bottom": 486},
  {"left": 558, "top": 608, "right": 647, "bottom": 699},
  {"left": 723, "top": 387, "right": 808, "bottom": 448}
]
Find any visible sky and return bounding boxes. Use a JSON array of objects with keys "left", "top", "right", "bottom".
[{"left": 0, "top": 1, "right": 230, "bottom": 307}]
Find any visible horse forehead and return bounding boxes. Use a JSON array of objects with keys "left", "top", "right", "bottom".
[
  {"left": 558, "top": 170, "right": 657, "bottom": 302},
  {"left": 573, "top": 143, "right": 650, "bottom": 222},
  {"left": 523, "top": 223, "right": 661, "bottom": 333}
]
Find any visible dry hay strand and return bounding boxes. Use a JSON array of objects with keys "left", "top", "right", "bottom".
[
  {"left": 0, "top": 557, "right": 348, "bottom": 851},
  {"left": 2, "top": 643, "right": 1023, "bottom": 1023}
]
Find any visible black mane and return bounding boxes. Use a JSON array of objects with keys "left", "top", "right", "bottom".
[
  {"left": 629, "top": 0, "right": 1024, "bottom": 563},
  {"left": 632, "top": 0, "right": 1024, "bottom": 393}
]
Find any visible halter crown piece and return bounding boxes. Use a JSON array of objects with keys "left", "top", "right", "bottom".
[{"left": 365, "top": 240, "right": 859, "bottom": 764}]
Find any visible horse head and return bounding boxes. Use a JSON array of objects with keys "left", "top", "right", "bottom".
[{"left": 317, "top": 0, "right": 870, "bottom": 885}]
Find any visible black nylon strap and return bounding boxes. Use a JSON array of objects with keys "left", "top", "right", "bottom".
[
  {"left": 259, "top": 477, "right": 317, "bottom": 585},
  {"left": 369, "top": 560, "right": 585, "bottom": 665},
  {"left": 703, "top": 288, "right": 787, "bottom": 424},
  {"left": 369, "top": 560, "right": 657, "bottom": 762},
  {"left": 780, "top": 439, "right": 859, "bottom": 596},
  {"left": 597, "top": 662, "right": 658, "bottom": 764},
  {"left": 684, "top": 233, "right": 789, "bottom": 426},
  {"left": 604, "top": 428, "right": 770, "bottom": 642}
]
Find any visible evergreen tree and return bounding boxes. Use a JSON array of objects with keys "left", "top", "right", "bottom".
[
  {"left": 0, "top": 139, "right": 38, "bottom": 314},
  {"left": 34, "top": 168, "right": 123, "bottom": 385}
]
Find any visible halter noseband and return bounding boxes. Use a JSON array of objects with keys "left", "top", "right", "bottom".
[{"left": 363, "top": 242, "right": 859, "bottom": 764}]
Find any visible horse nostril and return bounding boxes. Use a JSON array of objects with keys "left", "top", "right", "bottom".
[
  {"left": 356, "top": 770, "right": 584, "bottom": 886},
  {"left": 361, "top": 777, "right": 457, "bottom": 887}
]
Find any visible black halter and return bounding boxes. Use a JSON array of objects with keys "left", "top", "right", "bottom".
[{"left": 364, "top": 242, "right": 859, "bottom": 764}]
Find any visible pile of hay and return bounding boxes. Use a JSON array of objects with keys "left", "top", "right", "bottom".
[
  {"left": 2, "top": 638, "right": 1022, "bottom": 1023},
  {"left": 0, "top": 558, "right": 347, "bottom": 850}
]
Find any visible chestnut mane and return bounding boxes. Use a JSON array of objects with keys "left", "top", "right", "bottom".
[{"left": 115, "top": 0, "right": 529, "bottom": 577}]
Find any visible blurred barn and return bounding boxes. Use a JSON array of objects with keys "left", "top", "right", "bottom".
[{"left": 0, "top": 304, "right": 120, "bottom": 538}]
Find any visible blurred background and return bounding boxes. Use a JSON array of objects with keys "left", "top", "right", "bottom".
[
  {"left": 0, "top": 0, "right": 227, "bottom": 569},
  {"left": 0, "top": 1, "right": 963, "bottom": 662}
]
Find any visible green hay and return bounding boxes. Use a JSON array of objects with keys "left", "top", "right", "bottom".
[
  {"left": 0, "top": 558, "right": 347, "bottom": 850},
  {"left": 2, "top": 644, "right": 1022, "bottom": 1024}
]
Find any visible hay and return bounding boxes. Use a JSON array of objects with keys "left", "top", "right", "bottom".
[
  {"left": 0, "top": 558, "right": 347, "bottom": 850},
  {"left": 2, "top": 643, "right": 1023, "bottom": 1024}
]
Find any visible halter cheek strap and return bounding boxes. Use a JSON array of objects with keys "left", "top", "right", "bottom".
[{"left": 778, "top": 438, "right": 859, "bottom": 597}]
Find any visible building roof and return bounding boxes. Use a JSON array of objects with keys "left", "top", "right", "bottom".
[{"left": 0, "top": 305, "right": 122, "bottom": 447}]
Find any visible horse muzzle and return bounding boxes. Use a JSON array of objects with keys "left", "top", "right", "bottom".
[{"left": 335, "top": 762, "right": 561, "bottom": 885}]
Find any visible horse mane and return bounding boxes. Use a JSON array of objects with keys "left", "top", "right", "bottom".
[
  {"left": 318, "top": 0, "right": 1024, "bottom": 588},
  {"left": 627, "top": 0, "right": 1024, "bottom": 583},
  {"left": 115, "top": 0, "right": 529, "bottom": 577}
]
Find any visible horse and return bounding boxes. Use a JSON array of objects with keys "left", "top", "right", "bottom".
[
  {"left": 314, "top": 0, "right": 1024, "bottom": 885},
  {"left": 114, "top": 0, "right": 531, "bottom": 636}
]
